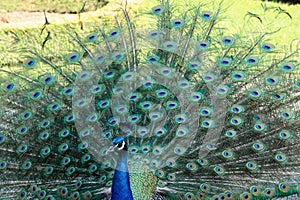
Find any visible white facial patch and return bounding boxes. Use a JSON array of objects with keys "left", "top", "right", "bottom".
[{"left": 118, "top": 141, "right": 125, "bottom": 150}]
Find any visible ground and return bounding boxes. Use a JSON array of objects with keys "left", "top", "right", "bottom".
[{"left": 0, "top": 0, "right": 144, "bottom": 28}]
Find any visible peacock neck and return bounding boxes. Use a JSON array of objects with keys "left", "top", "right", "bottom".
[{"left": 111, "top": 150, "right": 134, "bottom": 200}]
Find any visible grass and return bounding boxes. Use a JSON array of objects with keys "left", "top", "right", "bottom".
[
  {"left": 0, "top": 0, "right": 299, "bottom": 74},
  {"left": 0, "top": 0, "right": 108, "bottom": 13}
]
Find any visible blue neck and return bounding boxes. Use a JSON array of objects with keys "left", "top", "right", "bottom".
[{"left": 111, "top": 150, "right": 134, "bottom": 200}]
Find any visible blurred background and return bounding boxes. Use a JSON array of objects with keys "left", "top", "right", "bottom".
[{"left": 0, "top": 0, "right": 299, "bottom": 69}]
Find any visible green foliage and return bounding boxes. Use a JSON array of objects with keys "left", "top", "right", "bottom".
[
  {"left": 0, "top": 22, "right": 99, "bottom": 80},
  {"left": 262, "top": 0, "right": 300, "bottom": 5},
  {"left": 0, "top": 0, "right": 108, "bottom": 13},
  {"left": 0, "top": 0, "right": 299, "bottom": 76}
]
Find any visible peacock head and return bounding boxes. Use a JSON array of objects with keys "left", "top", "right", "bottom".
[{"left": 111, "top": 136, "right": 128, "bottom": 151}]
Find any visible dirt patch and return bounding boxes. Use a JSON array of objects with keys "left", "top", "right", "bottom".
[
  {"left": 0, "top": 0, "right": 144, "bottom": 29},
  {"left": 0, "top": 11, "right": 104, "bottom": 28}
]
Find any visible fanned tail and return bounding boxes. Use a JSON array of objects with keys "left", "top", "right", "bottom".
[{"left": 0, "top": 0, "right": 299, "bottom": 199}]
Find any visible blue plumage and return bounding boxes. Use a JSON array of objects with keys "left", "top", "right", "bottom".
[{"left": 111, "top": 137, "right": 134, "bottom": 200}]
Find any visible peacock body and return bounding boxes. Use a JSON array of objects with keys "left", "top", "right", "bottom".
[{"left": 0, "top": 0, "right": 300, "bottom": 199}]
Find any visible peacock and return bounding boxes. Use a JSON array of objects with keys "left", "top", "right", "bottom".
[{"left": 0, "top": 0, "right": 299, "bottom": 199}]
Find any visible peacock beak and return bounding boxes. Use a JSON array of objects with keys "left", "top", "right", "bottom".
[
  {"left": 107, "top": 144, "right": 119, "bottom": 153},
  {"left": 107, "top": 141, "right": 126, "bottom": 153}
]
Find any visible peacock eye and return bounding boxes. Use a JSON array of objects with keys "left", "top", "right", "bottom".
[{"left": 116, "top": 141, "right": 126, "bottom": 150}]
